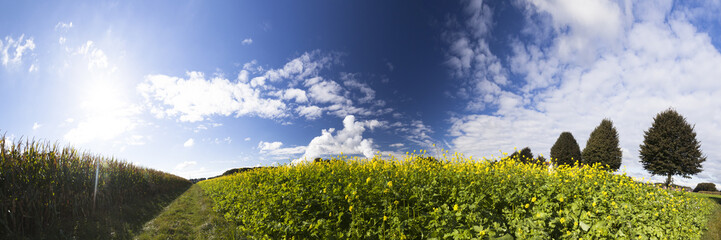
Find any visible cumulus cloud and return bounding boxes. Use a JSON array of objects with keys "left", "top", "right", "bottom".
[
  {"left": 296, "top": 105, "right": 323, "bottom": 120},
  {"left": 32, "top": 122, "right": 41, "bottom": 130},
  {"left": 282, "top": 88, "right": 308, "bottom": 103},
  {"left": 258, "top": 140, "right": 306, "bottom": 159},
  {"left": 241, "top": 38, "right": 253, "bottom": 45},
  {"left": 448, "top": 0, "right": 721, "bottom": 186},
  {"left": 183, "top": 138, "right": 195, "bottom": 147},
  {"left": 138, "top": 71, "right": 287, "bottom": 122},
  {"left": 1, "top": 34, "right": 36, "bottom": 67},
  {"left": 294, "top": 115, "right": 380, "bottom": 163},
  {"left": 138, "top": 51, "right": 384, "bottom": 124}
]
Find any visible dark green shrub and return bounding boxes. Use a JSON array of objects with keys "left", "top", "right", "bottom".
[{"left": 693, "top": 182, "right": 717, "bottom": 192}]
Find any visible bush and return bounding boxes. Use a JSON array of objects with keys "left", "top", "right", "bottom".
[
  {"left": 200, "top": 153, "right": 715, "bottom": 239},
  {"left": 693, "top": 183, "right": 717, "bottom": 192}
]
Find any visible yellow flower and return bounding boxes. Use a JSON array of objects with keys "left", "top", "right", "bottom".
[
  {"left": 383, "top": 215, "right": 387, "bottom": 221},
  {"left": 559, "top": 197, "right": 564, "bottom": 202},
  {"left": 453, "top": 204, "right": 459, "bottom": 211},
  {"left": 560, "top": 217, "right": 565, "bottom": 224},
  {"left": 531, "top": 197, "right": 537, "bottom": 203},
  {"left": 366, "top": 177, "right": 371, "bottom": 184},
  {"left": 525, "top": 203, "right": 529, "bottom": 208},
  {"left": 387, "top": 181, "right": 393, "bottom": 188},
  {"left": 349, "top": 205, "right": 353, "bottom": 212}
]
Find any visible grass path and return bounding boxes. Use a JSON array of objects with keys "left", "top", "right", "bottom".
[
  {"left": 134, "top": 184, "right": 239, "bottom": 240},
  {"left": 696, "top": 193, "right": 721, "bottom": 240}
]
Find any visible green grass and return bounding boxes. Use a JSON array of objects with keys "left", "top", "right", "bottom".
[
  {"left": 693, "top": 192, "right": 721, "bottom": 240},
  {"left": 135, "top": 184, "right": 241, "bottom": 240}
]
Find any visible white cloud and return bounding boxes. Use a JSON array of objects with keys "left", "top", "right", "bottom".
[
  {"left": 258, "top": 141, "right": 283, "bottom": 151},
  {"left": 294, "top": 115, "right": 379, "bottom": 163},
  {"left": 282, "top": 88, "right": 308, "bottom": 103},
  {"left": 28, "top": 63, "right": 38, "bottom": 72},
  {"left": 183, "top": 138, "right": 195, "bottom": 147},
  {"left": 76, "top": 41, "right": 108, "bottom": 70},
  {"left": 258, "top": 140, "right": 306, "bottom": 159},
  {"left": 175, "top": 161, "right": 197, "bottom": 170},
  {"left": 444, "top": 0, "right": 508, "bottom": 111},
  {"left": 389, "top": 143, "right": 404, "bottom": 148},
  {"left": 449, "top": 0, "right": 721, "bottom": 186},
  {"left": 241, "top": 38, "right": 253, "bottom": 45},
  {"left": 342, "top": 73, "right": 376, "bottom": 103},
  {"left": 296, "top": 105, "right": 323, "bottom": 120},
  {"left": 32, "top": 122, "right": 41, "bottom": 130},
  {"left": 138, "top": 71, "right": 287, "bottom": 122},
  {"left": 244, "top": 137, "right": 251, "bottom": 141},
  {"left": 59, "top": 37, "right": 67, "bottom": 45},
  {"left": 1, "top": 34, "right": 36, "bottom": 67},
  {"left": 55, "top": 22, "right": 73, "bottom": 32},
  {"left": 138, "top": 51, "right": 386, "bottom": 126},
  {"left": 305, "top": 77, "right": 349, "bottom": 104},
  {"left": 264, "top": 51, "right": 336, "bottom": 85}
]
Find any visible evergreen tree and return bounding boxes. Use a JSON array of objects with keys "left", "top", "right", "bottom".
[
  {"left": 509, "top": 147, "right": 535, "bottom": 164},
  {"left": 639, "top": 109, "right": 706, "bottom": 187},
  {"left": 582, "top": 119, "right": 622, "bottom": 171},
  {"left": 550, "top": 132, "right": 582, "bottom": 166}
]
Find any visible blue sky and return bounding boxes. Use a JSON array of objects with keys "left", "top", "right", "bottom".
[{"left": 2, "top": 0, "right": 721, "bottom": 187}]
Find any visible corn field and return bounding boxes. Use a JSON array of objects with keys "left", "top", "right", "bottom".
[{"left": 0, "top": 135, "right": 192, "bottom": 238}]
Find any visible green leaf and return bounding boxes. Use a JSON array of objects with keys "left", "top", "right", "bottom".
[{"left": 579, "top": 221, "right": 590, "bottom": 232}]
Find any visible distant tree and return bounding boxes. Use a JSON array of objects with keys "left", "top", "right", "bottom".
[
  {"left": 536, "top": 155, "right": 547, "bottom": 164},
  {"left": 582, "top": 119, "right": 622, "bottom": 171},
  {"left": 550, "top": 132, "right": 582, "bottom": 166},
  {"left": 509, "top": 147, "right": 535, "bottom": 164},
  {"left": 693, "top": 183, "right": 717, "bottom": 192},
  {"left": 639, "top": 109, "right": 706, "bottom": 187}
]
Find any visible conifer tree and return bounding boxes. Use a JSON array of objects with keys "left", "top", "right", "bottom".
[
  {"left": 582, "top": 119, "right": 622, "bottom": 171},
  {"left": 550, "top": 132, "right": 582, "bottom": 166},
  {"left": 509, "top": 147, "right": 535, "bottom": 164},
  {"left": 639, "top": 109, "right": 706, "bottom": 187}
]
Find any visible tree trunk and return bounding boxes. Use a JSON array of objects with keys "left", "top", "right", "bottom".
[{"left": 665, "top": 174, "right": 673, "bottom": 188}]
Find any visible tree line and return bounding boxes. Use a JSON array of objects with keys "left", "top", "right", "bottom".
[{"left": 512, "top": 108, "right": 706, "bottom": 188}]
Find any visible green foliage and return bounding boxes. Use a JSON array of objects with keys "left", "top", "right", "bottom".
[
  {"left": 0, "top": 135, "right": 191, "bottom": 238},
  {"left": 199, "top": 154, "right": 714, "bottom": 239},
  {"left": 536, "top": 155, "right": 547, "bottom": 164},
  {"left": 550, "top": 132, "right": 582, "bottom": 166},
  {"left": 694, "top": 183, "right": 718, "bottom": 193},
  {"left": 639, "top": 109, "right": 706, "bottom": 187},
  {"left": 582, "top": 119, "right": 622, "bottom": 171},
  {"left": 509, "top": 147, "right": 541, "bottom": 165}
]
